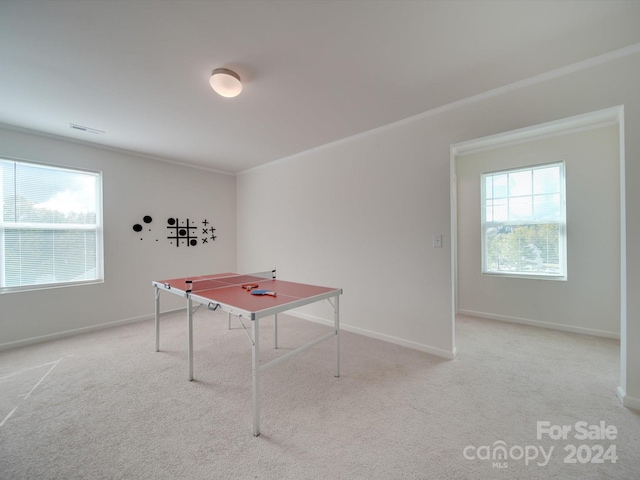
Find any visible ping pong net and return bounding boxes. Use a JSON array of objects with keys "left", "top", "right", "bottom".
[{"left": 185, "top": 270, "right": 275, "bottom": 293}]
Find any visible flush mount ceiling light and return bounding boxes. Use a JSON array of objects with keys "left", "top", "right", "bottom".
[{"left": 209, "top": 68, "right": 242, "bottom": 98}]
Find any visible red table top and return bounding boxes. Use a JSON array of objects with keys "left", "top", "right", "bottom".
[{"left": 155, "top": 272, "right": 341, "bottom": 317}]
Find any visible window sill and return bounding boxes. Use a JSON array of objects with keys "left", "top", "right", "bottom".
[
  {"left": 481, "top": 272, "right": 567, "bottom": 281},
  {"left": 0, "top": 279, "right": 104, "bottom": 295}
]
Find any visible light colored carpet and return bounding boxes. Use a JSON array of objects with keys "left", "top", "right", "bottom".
[{"left": 1, "top": 311, "right": 638, "bottom": 479}]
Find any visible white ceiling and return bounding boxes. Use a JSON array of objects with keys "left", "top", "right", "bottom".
[{"left": 1, "top": 0, "right": 639, "bottom": 174}]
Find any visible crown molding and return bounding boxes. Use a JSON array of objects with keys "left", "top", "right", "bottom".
[{"left": 240, "top": 42, "right": 640, "bottom": 175}]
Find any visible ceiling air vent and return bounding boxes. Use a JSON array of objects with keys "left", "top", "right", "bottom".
[{"left": 69, "top": 123, "right": 105, "bottom": 135}]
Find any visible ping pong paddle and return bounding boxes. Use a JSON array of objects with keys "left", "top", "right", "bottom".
[
  {"left": 251, "top": 289, "right": 277, "bottom": 297},
  {"left": 242, "top": 283, "right": 259, "bottom": 291}
]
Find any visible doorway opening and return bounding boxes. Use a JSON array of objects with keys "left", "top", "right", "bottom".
[{"left": 450, "top": 106, "right": 626, "bottom": 403}]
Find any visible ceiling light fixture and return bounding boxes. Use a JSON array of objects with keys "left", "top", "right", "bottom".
[{"left": 209, "top": 68, "right": 242, "bottom": 98}]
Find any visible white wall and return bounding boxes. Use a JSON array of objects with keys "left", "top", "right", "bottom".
[
  {"left": 237, "top": 51, "right": 640, "bottom": 407},
  {"left": 0, "top": 127, "right": 237, "bottom": 348},
  {"left": 237, "top": 127, "right": 453, "bottom": 357},
  {"left": 456, "top": 125, "right": 620, "bottom": 337}
]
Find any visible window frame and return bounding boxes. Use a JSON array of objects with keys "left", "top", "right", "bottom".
[
  {"left": 0, "top": 156, "right": 104, "bottom": 294},
  {"left": 480, "top": 161, "right": 567, "bottom": 281}
]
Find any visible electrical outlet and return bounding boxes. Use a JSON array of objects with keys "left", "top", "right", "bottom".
[{"left": 433, "top": 234, "right": 443, "bottom": 248}]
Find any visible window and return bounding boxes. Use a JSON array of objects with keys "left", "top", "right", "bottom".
[
  {"left": 482, "top": 162, "right": 566, "bottom": 279},
  {"left": 0, "top": 158, "right": 103, "bottom": 293}
]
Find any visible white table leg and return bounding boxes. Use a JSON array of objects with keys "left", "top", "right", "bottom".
[
  {"left": 188, "top": 296, "right": 194, "bottom": 381},
  {"left": 154, "top": 286, "right": 160, "bottom": 352},
  {"left": 252, "top": 318, "right": 261, "bottom": 436},
  {"left": 274, "top": 313, "right": 278, "bottom": 349},
  {"left": 335, "top": 294, "right": 340, "bottom": 378}
]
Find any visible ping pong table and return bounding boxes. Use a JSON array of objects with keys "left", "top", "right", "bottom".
[{"left": 152, "top": 270, "right": 342, "bottom": 436}]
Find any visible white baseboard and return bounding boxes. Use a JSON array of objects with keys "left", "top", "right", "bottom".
[
  {"left": 289, "top": 311, "right": 456, "bottom": 360},
  {"left": 0, "top": 309, "right": 183, "bottom": 352},
  {"left": 617, "top": 386, "right": 640, "bottom": 411},
  {"left": 0, "top": 307, "right": 458, "bottom": 360},
  {"left": 458, "top": 309, "right": 620, "bottom": 340}
]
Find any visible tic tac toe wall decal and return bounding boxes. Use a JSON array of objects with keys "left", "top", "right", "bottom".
[{"left": 132, "top": 216, "right": 217, "bottom": 247}]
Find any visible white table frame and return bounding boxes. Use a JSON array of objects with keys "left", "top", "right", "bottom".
[{"left": 153, "top": 276, "right": 341, "bottom": 436}]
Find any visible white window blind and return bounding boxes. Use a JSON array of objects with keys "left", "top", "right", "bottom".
[
  {"left": 0, "top": 158, "right": 103, "bottom": 292},
  {"left": 481, "top": 162, "right": 566, "bottom": 279}
]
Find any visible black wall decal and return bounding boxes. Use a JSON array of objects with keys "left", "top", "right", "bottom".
[{"left": 132, "top": 215, "right": 216, "bottom": 247}]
